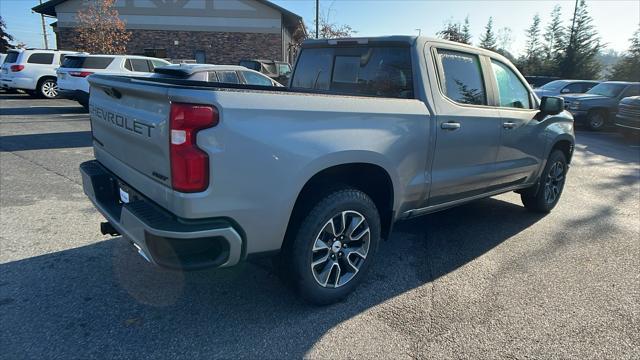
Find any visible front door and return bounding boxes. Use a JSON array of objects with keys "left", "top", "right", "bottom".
[
  {"left": 427, "top": 48, "right": 502, "bottom": 206},
  {"left": 488, "top": 59, "right": 543, "bottom": 190}
]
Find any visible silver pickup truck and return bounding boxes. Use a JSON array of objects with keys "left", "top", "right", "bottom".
[{"left": 80, "top": 36, "right": 574, "bottom": 304}]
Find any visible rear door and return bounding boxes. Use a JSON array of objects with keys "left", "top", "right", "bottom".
[
  {"left": 488, "top": 58, "right": 543, "bottom": 189},
  {"left": 426, "top": 46, "right": 502, "bottom": 206}
]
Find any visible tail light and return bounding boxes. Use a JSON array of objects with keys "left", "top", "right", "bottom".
[
  {"left": 169, "top": 102, "right": 219, "bottom": 192},
  {"left": 69, "top": 71, "right": 94, "bottom": 77},
  {"left": 10, "top": 65, "right": 24, "bottom": 72}
]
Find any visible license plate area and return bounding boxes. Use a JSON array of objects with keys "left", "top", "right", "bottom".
[{"left": 116, "top": 181, "right": 142, "bottom": 205}]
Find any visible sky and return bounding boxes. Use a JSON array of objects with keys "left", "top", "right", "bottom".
[{"left": 1, "top": 0, "right": 638, "bottom": 57}]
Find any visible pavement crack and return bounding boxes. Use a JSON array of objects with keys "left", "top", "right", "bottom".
[{"left": 2, "top": 149, "right": 81, "bottom": 186}]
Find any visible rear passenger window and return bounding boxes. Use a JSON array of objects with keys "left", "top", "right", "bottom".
[
  {"left": 437, "top": 49, "right": 486, "bottom": 105},
  {"left": 207, "top": 72, "right": 218, "bottom": 82},
  {"left": 562, "top": 83, "right": 583, "bottom": 94},
  {"left": 128, "top": 58, "right": 151, "bottom": 72},
  {"left": 491, "top": 60, "right": 531, "bottom": 109},
  {"left": 27, "top": 53, "right": 54, "bottom": 64},
  {"left": 217, "top": 71, "right": 240, "bottom": 84}
]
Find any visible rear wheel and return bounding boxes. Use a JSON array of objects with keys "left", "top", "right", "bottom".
[
  {"left": 281, "top": 188, "right": 381, "bottom": 305},
  {"left": 521, "top": 150, "right": 568, "bottom": 213},
  {"left": 587, "top": 110, "right": 606, "bottom": 131},
  {"left": 38, "top": 78, "right": 58, "bottom": 99}
]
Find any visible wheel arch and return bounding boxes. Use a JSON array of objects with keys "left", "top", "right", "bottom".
[{"left": 284, "top": 162, "right": 397, "bottom": 250}]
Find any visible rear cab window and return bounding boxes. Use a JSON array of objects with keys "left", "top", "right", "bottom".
[
  {"left": 62, "top": 56, "right": 115, "bottom": 69},
  {"left": 291, "top": 46, "right": 414, "bottom": 99},
  {"left": 27, "top": 53, "right": 54, "bottom": 65}
]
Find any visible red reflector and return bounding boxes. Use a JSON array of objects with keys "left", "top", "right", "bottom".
[
  {"left": 169, "top": 103, "right": 218, "bottom": 192},
  {"left": 69, "top": 71, "right": 94, "bottom": 77},
  {"left": 10, "top": 65, "right": 24, "bottom": 72}
]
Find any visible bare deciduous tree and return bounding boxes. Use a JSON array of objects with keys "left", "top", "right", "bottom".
[{"left": 75, "top": 0, "right": 131, "bottom": 54}]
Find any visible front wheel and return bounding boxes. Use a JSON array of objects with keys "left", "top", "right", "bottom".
[
  {"left": 284, "top": 188, "right": 381, "bottom": 305},
  {"left": 587, "top": 111, "right": 606, "bottom": 131},
  {"left": 38, "top": 78, "right": 58, "bottom": 99},
  {"left": 521, "top": 150, "right": 568, "bottom": 213}
]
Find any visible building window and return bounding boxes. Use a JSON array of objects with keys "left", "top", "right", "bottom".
[
  {"left": 144, "top": 48, "right": 167, "bottom": 59},
  {"left": 195, "top": 50, "right": 206, "bottom": 64}
]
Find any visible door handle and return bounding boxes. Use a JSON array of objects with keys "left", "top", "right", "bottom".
[
  {"left": 503, "top": 121, "right": 517, "bottom": 129},
  {"left": 441, "top": 121, "right": 461, "bottom": 130}
]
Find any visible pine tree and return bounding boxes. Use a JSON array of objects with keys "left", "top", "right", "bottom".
[
  {"left": 543, "top": 6, "right": 565, "bottom": 62},
  {"left": 518, "top": 14, "right": 544, "bottom": 75},
  {"left": 75, "top": 0, "right": 132, "bottom": 54},
  {"left": 461, "top": 16, "right": 472, "bottom": 45},
  {"left": 437, "top": 20, "right": 465, "bottom": 44},
  {"left": 479, "top": 17, "right": 497, "bottom": 51},
  {"left": 0, "top": 16, "right": 14, "bottom": 53},
  {"left": 559, "top": 0, "right": 603, "bottom": 79},
  {"left": 609, "top": 26, "right": 640, "bottom": 81}
]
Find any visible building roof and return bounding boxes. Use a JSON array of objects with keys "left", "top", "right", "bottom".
[{"left": 33, "top": 0, "right": 303, "bottom": 31}]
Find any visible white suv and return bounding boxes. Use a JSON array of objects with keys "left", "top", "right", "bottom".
[
  {"left": 0, "top": 49, "right": 77, "bottom": 98},
  {"left": 57, "top": 54, "right": 170, "bottom": 108}
]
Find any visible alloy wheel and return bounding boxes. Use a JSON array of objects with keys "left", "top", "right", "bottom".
[
  {"left": 311, "top": 210, "right": 371, "bottom": 288},
  {"left": 41, "top": 80, "right": 58, "bottom": 98},
  {"left": 544, "top": 161, "right": 565, "bottom": 204}
]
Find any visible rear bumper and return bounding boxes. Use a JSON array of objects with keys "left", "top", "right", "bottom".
[
  {"left": 0, "top": 77, "right": 36, "bottom": 90},
  {"left": 80, "top": 160, "right": 243, "bottom": 270},
  {"left": 59, "top": 89, "right": 89, "bottom": 103}
]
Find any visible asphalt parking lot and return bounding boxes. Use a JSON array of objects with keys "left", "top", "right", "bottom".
[{"left": 1, "top": 93, "right": 638, "bottom": 359}]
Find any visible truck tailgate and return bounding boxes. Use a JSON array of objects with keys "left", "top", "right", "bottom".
[{"left": 88, "top": 75, "right": 172, "bottom": 187}]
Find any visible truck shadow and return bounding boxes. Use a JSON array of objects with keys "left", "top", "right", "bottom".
[
  {"left": 0, "top": 197, "right": 545, "bottom": 358},
  {"left": 0, "top": 131, "right": 92, "bottom": 151}
]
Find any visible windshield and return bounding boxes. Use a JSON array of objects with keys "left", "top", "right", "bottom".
[
  {"left": 4, "top": 51, "right": 19, "bottom": 64},
  {"left": 540, "top": 80, "right": 567, "bottom": 91},
  {"left": 587, "top": 83, "right": 627, "bottom": 97}
]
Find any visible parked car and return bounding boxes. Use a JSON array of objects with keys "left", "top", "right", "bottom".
[
  {"left": 615, "top": 96, "right": 640, "bottom": 139},
  {"left": 239, "top": 59, "right": 292, "bottom": 85},
  {"left": 525, "top": 75, "right": 561, "bottom": 88},
  {"left": 0, "top": 48, "right": 77, "bottom": 98},
  {"left": 80, "top": 36, "right": 574, "bottom": 304},
  {"left": 153, "top": 64, "right": 283, "bottom": 86},
  {"left": 563, "top": 81, "right": 640, "bottom": 130},
  {"left": 534, "top": 80, "right": 600, "bottom": 98},
  {"left": 57, "top": 54, "right": 170, "bottom": 108}
]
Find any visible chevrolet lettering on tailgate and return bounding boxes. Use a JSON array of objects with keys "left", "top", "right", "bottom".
[{"left": 90, "top": 105, "right": 155, "bottom": 138}]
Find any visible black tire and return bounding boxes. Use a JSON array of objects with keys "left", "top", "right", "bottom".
[
  {"left": 586, "top": 110, "right": 607, "bottom": 131},
  {"left": 37, "top": 78, "right": 58, "bottom": 99},
  {"left": 521, "top": 150, "right": 568, "bottom": 213},
  {"left": 283, "top": 188, "right": 381, "bottom": 305}
]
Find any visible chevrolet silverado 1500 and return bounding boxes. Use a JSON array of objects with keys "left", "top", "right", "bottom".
[{"left": 80, "top": 36, "right": 574, "bottom": 304}]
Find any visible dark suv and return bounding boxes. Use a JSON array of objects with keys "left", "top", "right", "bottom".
[{"left": 562, "top": 81, "right": 640, "bottom": 130}]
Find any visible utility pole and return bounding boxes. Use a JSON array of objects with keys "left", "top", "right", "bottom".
[
  {"left": 315, "top": 0, "right": 319, "bottom": 39},
  {"left": 39, "top": 0, "right": 49, "bottom": 49}
]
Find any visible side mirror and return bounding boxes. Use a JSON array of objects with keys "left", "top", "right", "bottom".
[{"left": 540, "top": 96, "right": 564, "bottom": 115}]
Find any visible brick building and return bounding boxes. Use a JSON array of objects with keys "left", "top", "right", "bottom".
[{"left": 33, "top": 0, "right": 305, "bottom": 64}]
